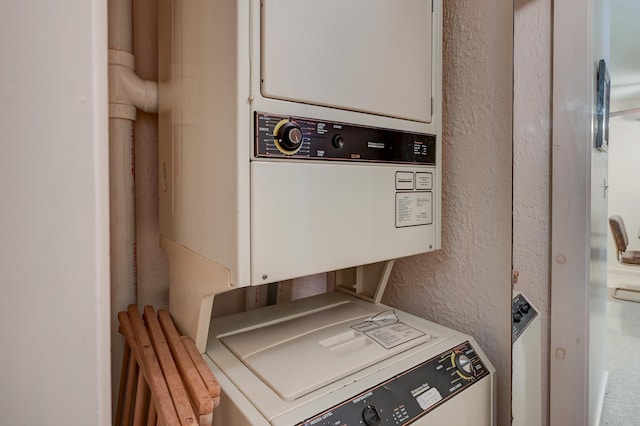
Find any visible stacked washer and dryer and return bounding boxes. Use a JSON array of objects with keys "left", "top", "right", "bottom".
[{"left": 158, "top": 0, "right": 496, "bottom": 424}]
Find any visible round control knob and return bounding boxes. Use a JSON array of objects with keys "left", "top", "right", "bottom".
[
  {"left": 275, "top": 121, "right": 303, "bottom": 154},
  {"left": 513, "top": 311, "right": 523, "bottom": 323},
  {"left": 362, "top": 405, "right": 381, "bottom": 426},
  {"left": 454, "top": 353, "right": 473, "bottom": 378},
  {"left": 332, "top": 133, "right": 345, "bottom": 149}
]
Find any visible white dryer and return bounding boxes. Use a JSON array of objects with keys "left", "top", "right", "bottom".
[{"left": 205, "top": 292, "right": 496, "bottom": 425}]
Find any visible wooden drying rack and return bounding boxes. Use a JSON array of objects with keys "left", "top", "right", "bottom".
[{"left": 115, "top": 305, "right": 220, "bottom": 426}]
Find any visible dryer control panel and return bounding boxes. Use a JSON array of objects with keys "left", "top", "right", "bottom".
[
  {"left": 255, "top": 112, "right": 437, "bottom": 164},
  {"left": 297, "top": 341, "right": 489, "bottom": 426}
]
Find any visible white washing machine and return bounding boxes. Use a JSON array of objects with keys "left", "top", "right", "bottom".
[{"left": 205, "top": 292, "right": 496, "bottom": 425}]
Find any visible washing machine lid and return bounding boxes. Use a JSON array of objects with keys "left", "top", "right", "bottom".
[{"left": 220, "top": 300, "right": 432, "bottom": 401}]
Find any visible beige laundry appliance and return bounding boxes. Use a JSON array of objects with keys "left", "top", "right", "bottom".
[
  {"left": 158, "top": 0, "right": 444, "bottom": 349},
  {"left": 204, "top": 291, "right": 496, "bottom": 426},
  {"left": 158, "top": 0, "right": 496, "bottom": 424}
]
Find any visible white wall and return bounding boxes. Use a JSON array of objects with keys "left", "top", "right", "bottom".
[
  {"left": 383, "top": 2, "right": 513, "bottom": 424},
  {"left": 0, "top": 1, "right": 111, "bottom": 425}
]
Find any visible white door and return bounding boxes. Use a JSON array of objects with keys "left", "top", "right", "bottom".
[{"left": 550, "top": 0, "right": 609, "bottom": 424}]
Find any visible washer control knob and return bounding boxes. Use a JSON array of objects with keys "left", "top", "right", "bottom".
[
  {"left": 275, "top": 121, "right": 303, "bottom": 154},
  {"left": 454, "top": 353, "right": 473, "bottom": 378},
  {"left": 513, "top": 311, "right": 523, "bottom": 323},
  {"left": 332, "top": 133, "right": 345, "bottom": 149},
  {"left": 362, "top": 405, "right": 381, "bottom": 426}
]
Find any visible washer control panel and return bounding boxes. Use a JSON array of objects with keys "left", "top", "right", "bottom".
[
  {"left": 255, "top": 112, "right": 437, "bottom": 164},
  {"left": 512, "top": 293, "right": 538, "bottom": 342},
  {"left": 297, "top": 341, "right": 489, "bottom": 426}
]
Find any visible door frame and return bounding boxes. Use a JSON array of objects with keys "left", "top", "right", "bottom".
[{"left": 550, "top": 0, "right": 609, "bottom": 424}]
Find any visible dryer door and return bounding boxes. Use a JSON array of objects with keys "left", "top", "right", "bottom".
[{"left": 260, "top": 0, "right": 433, "bottom": 123}]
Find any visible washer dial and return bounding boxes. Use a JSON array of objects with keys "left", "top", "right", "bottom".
[{"left": 451, "top": 352, "right": 474, "bottom": 379}]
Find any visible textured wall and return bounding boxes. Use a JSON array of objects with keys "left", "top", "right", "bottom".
[
  {"left": 383, "top": 1, "right": 513, "bottom": 425},
  {"left": 513, "top": 1, "right": 551, "bottom": 424}
]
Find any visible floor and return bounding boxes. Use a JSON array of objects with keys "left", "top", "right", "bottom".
[{"left": 599, "top": 294, "right": 640, "bottom": 425}]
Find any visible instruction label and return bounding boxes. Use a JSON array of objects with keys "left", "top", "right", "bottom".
[
  {"left": 352, "top": 310, "right": 427, "bottom": 349},
  {"left": 396, "top": 192, "right": 432, "bottom": 227},
  {"left": 366, "top": 323, "right": 426, "bottom": 349}
]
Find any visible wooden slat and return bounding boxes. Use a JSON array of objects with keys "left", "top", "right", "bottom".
[
  {"left": 132, "top": 368, "right": 150, "bottom": 426},
  {"left": 198, "top": 412, "right": 213, "bottom": 426},
  {"left": 147, "top": 398, "right": 157, "bottom": 426},
  {"left": 117, "top": 341, "right": 139, "bottom": 426},
  {"left": 143, "top": 306, "right": 198, "bottom": 425},
  {"left": 181, "top": 336, "right": 221, "bottom": 407},
  {"left": 115, "top": 343, "right": 131, "bottom": 426},
  {"left": 126, "top": 305, "right": 182, "bottom": 426},
  {"left": 157, "top": 309, "right": 213, "bottom": 415},
  {"left": 118, "top": 312, "right": 144, "bottom": 425}
]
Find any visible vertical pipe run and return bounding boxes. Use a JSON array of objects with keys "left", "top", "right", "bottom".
[
  {"left": 108, "top": 0, "right": 137, "bottom": 417},
  {"left": 109, "top": 0, "right": 159, "bottom": 414},
  {"left": 109, "top": 117, "right": 137, "bottom": 415},
  {"left": 108, "top": 0, "right": 133, "bottom": 53}
]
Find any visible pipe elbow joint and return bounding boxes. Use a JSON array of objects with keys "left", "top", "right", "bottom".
[{"left": 109, "top": 49, "right": 159, "bottom": 119}]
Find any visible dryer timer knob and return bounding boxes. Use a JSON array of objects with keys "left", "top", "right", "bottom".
[{"left": 276, "top": 121, "right": 304, "bottom": 154}]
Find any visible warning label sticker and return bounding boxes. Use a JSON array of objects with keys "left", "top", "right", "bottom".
[{"left": 396, "top": 192, "right": 432, "bottom": 227}]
